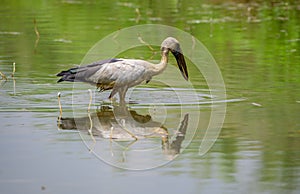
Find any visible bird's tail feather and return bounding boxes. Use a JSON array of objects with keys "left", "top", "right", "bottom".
[{"left": 56, "top": 67, "right": 79, "bottom": 83}]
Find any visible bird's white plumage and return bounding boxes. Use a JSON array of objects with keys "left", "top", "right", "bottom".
[
  {"left": 89, "top": 59, "right": 152, "bottom": 88},
  {"left": 57, "top": 37, "right": 188, "bottom": 104}
]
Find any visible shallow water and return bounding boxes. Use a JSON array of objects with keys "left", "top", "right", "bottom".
[{"left": 1, "top": 1, "right": 300, "bottom": 194}]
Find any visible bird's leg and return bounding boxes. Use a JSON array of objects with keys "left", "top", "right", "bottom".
[
  {"left": 108, "top": 88, "right": 118, "bottom": 104},
  {"left": 118, "top": 88, "right": 128, "bottom": 106}
]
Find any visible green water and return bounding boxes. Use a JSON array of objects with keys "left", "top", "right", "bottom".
[{"left": 0, "top": 0, "right": 300, "bottom": 193}]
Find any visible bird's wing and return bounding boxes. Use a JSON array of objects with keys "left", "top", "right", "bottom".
[
  {"left": 57, "top": 59, "right": 122, "bottom": 83},
  {"left": 57, "top": 58, "right": 150, "bottom": 92},
  {"left": 75, "top": 59, "right": 123, "bottom": 78},
  {"left": 89, "top": 59, "right": 148, "bottom": 87}
]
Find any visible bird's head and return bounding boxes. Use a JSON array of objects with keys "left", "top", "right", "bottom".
[{"left": 161, "top": 37, "right": 188, "bottom": 81}]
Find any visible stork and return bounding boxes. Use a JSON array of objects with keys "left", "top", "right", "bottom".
[{"left": 57, "top": 37, "right": 188, "bottom": 104}]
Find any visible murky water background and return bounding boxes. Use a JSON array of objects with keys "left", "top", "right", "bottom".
[{"left": 1, "top": 1, "right": 300, "bottom": 193}]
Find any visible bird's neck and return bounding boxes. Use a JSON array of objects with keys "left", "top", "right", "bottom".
[{"left": 152, "top": 48, "right": 169, "bottom": 75}]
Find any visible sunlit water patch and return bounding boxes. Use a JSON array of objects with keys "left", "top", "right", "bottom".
[{"left": 0, "top": 76, "right": 245, "bottom": 113}]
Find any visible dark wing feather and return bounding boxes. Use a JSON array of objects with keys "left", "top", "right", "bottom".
[{"left": 56, "top": 59, "right": 122, "bottom": 83}]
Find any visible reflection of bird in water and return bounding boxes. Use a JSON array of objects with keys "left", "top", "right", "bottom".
[
  {"left": 57, "top": 105, "right": 189, "bottom": 156},
  {"left": 162, "top": 114, "right": 188, "bottom": 156},
  {"left": 58, "top": 105, "right": 167, "bottom": 140},
  {"left": 56, "top": 37, "right": 188, "bottom": 104}
]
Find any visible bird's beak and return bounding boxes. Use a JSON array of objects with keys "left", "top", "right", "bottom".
[{"left": 172, "top": 50, "right": 189, "bottom": 81}]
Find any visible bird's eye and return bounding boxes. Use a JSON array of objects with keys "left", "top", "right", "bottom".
[
  {"left": 171, "top": 50, "right": 179, "bottom": 56},
  {"left": 161, "top": 47, "right": 168, "bottom": 52}
]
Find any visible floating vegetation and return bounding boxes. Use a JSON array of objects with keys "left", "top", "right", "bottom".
[
  {"left": 0, "top": 62, "right": 16, "bottom": 94},
  {"left": 0, "top": 31, "right": 21, "bottom": 35},
  {"left": 0, "top": 62, "right": 16, "bottom": 81},
  {"left": 0, "top": 71, "right": 7, "bottom": 81},
  {"left": 53, "top": 38, "right": 72, "bottom": 43},
  {"left": 11, "top": 62, "right": 15, "bottom": 77},
  {"left": 138, "top": 34, "right": 155, "bottom": 52},
  {"left": 135, "top": 8, "right": 141, "bottom": 23},
  {"left": 251, "top": 102, "right": 262, "bottom": 107},
  {"left": 33, "top": 18, "right": 40, "bottom": 52}
]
